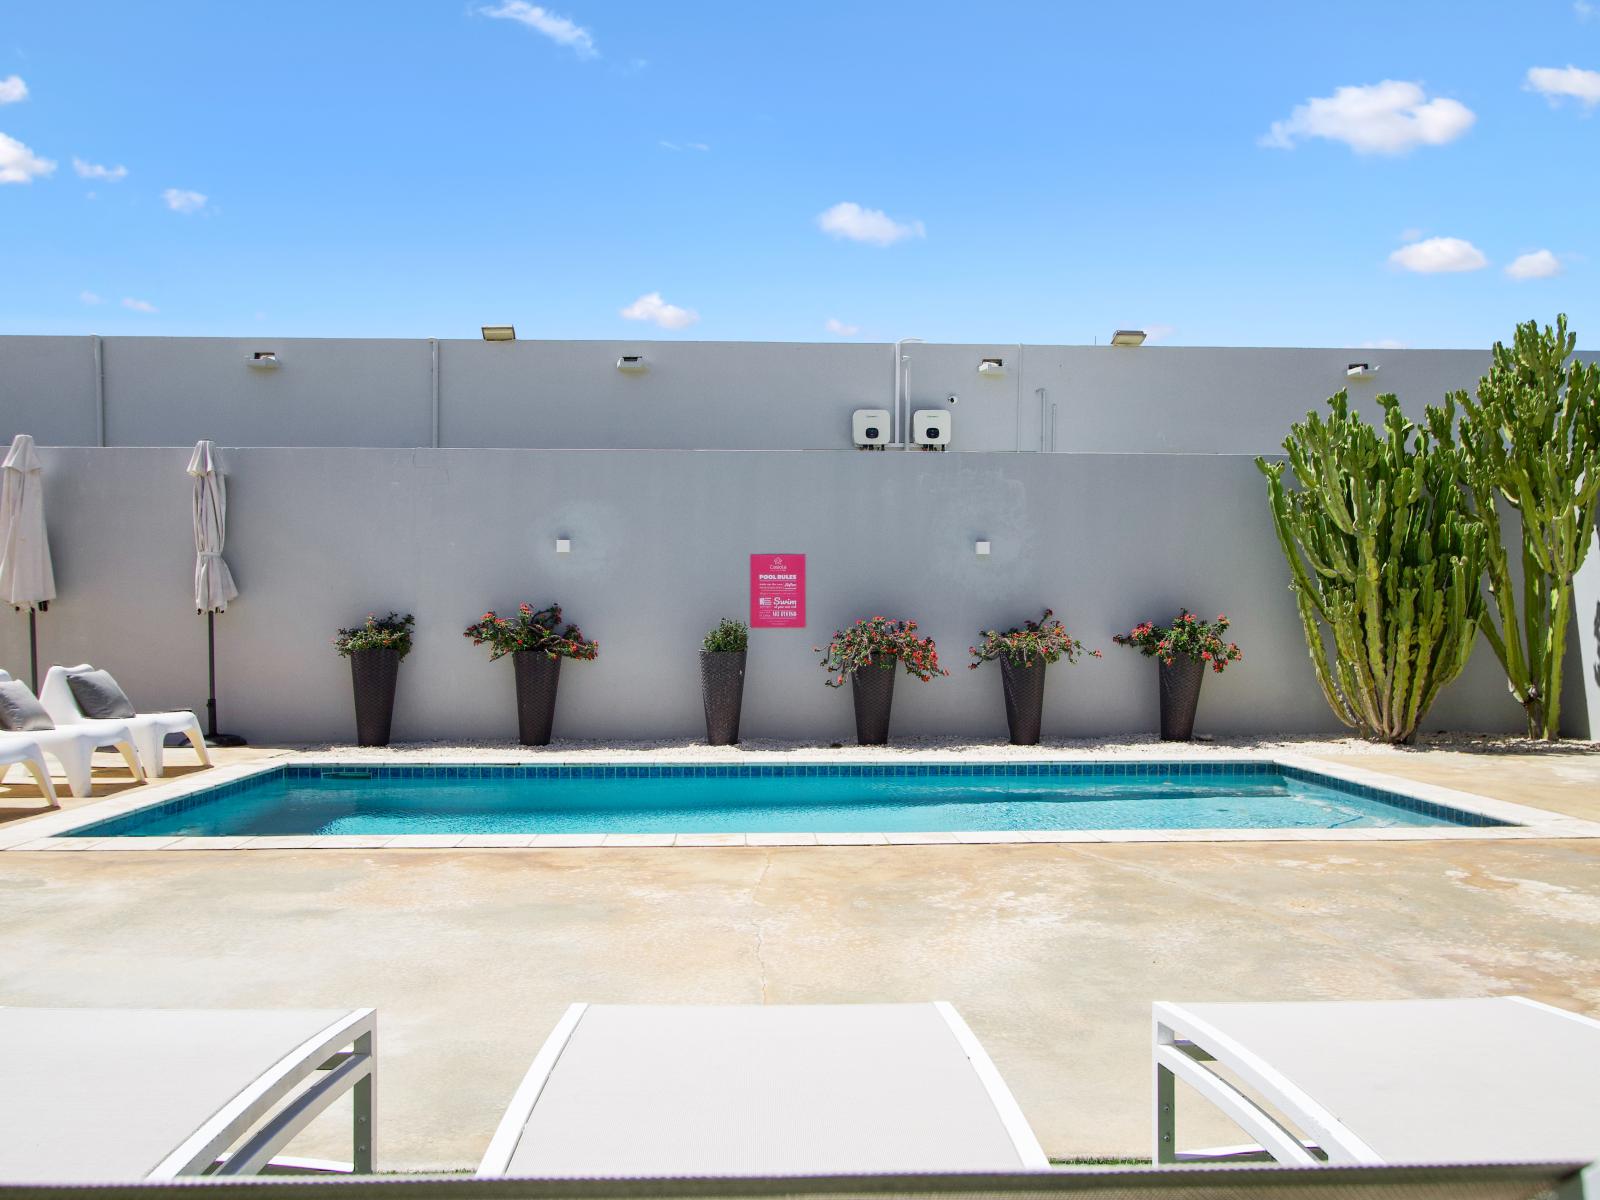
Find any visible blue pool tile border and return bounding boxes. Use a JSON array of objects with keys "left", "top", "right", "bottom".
[{"left": 64, "top": 759, "right": 1512, "bottom": 836}]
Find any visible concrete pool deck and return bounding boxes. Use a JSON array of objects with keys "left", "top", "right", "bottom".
[{"left": 0, "top": 737, "right": 1597, "bottom": 1168}]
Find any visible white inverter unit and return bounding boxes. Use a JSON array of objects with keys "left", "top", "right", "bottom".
[
  {"left": 852, "top": 408, "right": 891, "bottom": 449},
  {"left": 913, "top": 409, "right": 951, "bottom": 449}
]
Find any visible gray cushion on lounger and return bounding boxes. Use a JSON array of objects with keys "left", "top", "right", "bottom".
[
  {"left": 66, "top": 669, "right": 136, "bottom": 719},
  {"left": 0, "top": 679, "right": 55, "bottom": 731}
]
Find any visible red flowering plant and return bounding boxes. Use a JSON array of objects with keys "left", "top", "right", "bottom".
[
  {"left": 816, "top": 616, "right": 949, "bottom": 687},
  {"left": 333, "top": 611, "right": 415, "bottom": 659},
  {"left": 463, "top": 602, "right": 598, "bottom": 662},
  {"left": 968, "top": 609, "right": 1101, "bottom": 670},
  {"left": 1112, "top": 609, "right": 1241, "bottom": 674}
]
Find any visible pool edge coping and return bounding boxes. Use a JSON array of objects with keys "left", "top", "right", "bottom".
[{"left": 5, "top": 748, "right": 1598, "bottom": 851}]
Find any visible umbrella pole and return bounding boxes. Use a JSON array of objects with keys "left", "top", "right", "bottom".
[
  {"left": 205, "top": 610, "right": 247, "bottom": 748},
  {"left": 28, "top": 608, "right": 38, "bottom": 694}
]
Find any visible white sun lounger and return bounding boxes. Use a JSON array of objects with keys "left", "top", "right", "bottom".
[
  {"left": 0, "top": 732, "right": 58, "bottom": 807},
  {"left": 1153, "top": 997, "right": 1600, "bottom": 1167},
  {"left": 41, "top": 663, "right": 210, "bottom": 779},
  {"left": 0, "top": 1007, "right": 376, "bottom": 1182},
  {"left": 0, "top": 670, "right": 143, "bottom": 798},
  {"left": 478, "top": 1003, "right": 1048, "bottom": 1178}
]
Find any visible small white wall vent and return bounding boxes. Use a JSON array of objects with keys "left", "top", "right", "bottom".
[
  {"left": 977, "top": 357, "right": 1005, "bottom": 378},
  {"left": 555, "top": 537, "right": 572, "bottom": 554},
  {"left": 616, "top": 354, "right": 648, "bottom": 374},
  {"left": 974, "top": 540, "right": 992, "bottom": 557},
  {"left": 853, "top": 408, "right": 891, "bottom": 450},
  {"left": 1346, "top": 362, "right": 1379, "bottom": 379},
  {"left": 247, "top": 351, "right": 279, "bottom": 369},
  {"left": 913, "top": 409, "right": 951, "bottom": 449}
]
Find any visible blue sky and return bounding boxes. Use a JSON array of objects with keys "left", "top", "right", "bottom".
[{"left": 1, "top": 1, "right": 1596, "bottom": 347}]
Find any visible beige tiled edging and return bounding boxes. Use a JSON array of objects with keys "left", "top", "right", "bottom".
[{"left": 5, "top": 748, "right": 1599, "bottom": 852}]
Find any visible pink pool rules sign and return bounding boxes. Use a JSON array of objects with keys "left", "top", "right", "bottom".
[{"left": 750, "top": 554, "right": 806, "bottom": 629}]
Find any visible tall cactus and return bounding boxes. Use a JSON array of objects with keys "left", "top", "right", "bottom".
[
  {"left": 1441, "top": 316, "right": 1600, "bottom": 740},
  {"left": 1257, "top": 392, "right": 1485, "bottom": 743}
]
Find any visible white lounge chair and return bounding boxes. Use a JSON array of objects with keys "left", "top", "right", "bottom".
[
  {"left": 41, "top": 663, "right": 210, "bottom": 779},
  {"left": 0, "top": 732, "right": 59, "bottom": 807},
  {"left": 0, "top": 1006, "right": 376, "bottom": 1182},
  {"left": 0, "top": 670, "right": 144, "bottom": 798},
  {"left": 1153, "top": 997, "right": 1600, "bottom": 1167},
  {"left": 478, "top": 1002, "right": 1048, "bottom": 1178}
]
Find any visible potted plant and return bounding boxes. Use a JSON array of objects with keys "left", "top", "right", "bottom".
[
  {"left": 700, "top": 618, "right": 749, "bottom": 746},
  {"left": 969, "top": 610, "right": 1100, "bottom": 745},
  {"left": 463, "top": 603, "right": 598, "bottom": 746},
  {"left": 817, "top": 616, "right": 947, "bottom": 745},
  {"left": 1113, "top": 610, "right": 1242, "bottom": 741},
  {"left": 332, "top": 611, "right": 415, "bottom": 747}
]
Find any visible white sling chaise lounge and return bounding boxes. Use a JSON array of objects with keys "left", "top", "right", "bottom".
[
  {"left": 0, "top": 670, "right": 143, "bottom": 798},
  {"left": 40, "top": 664, "right": 210, "bottom": 779},
  {"left": 0, "top": 1007, "right": 376, "bottom": 1182},
  {"left": 1153, "top": 997, "right": 1600, "bottom": 1167},
  {"left": 0, "top": 732, "right": 58, "bottom": 807},
  {"left": 478, "top": 1003, "right": 1048, "bottom": 1177}
]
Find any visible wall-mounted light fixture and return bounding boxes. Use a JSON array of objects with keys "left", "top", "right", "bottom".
[
  {"left": 616, "top": 354, "right": 648, "bottom": 374},
  {"left": 555, "top": 537, "right": 572, "bottom": 554},
  {"left": 481, "top": 325, "right": 516, "bottom": 342},
  {"left": 975, "top": 540, "right": 992, "bottom": 557},
  {"left": 977, "top": 357, "right": 1006, "bottom": 378},
  {"left": 247, "top": 351, "right": 279, "bottom": 369},
  {"left": 1110, "top": 329, "right": 1147, "bottom": 347},
  {"left": 1346, "top": 362, "right": 1379, "bottom": 379}
]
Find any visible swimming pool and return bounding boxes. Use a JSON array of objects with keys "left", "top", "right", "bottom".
[{"left": 67, "top": 762, "right": 1505, "bottom": 837}]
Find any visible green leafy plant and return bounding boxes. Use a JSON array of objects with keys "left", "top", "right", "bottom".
[
  {"left": 1258, "top": 392, "right": 1483, "bottom": 743},
  {"left": 702, "top": 618, "right": 749, "bottom": 653},
  {"left": 969, "top": 610, "right": 1101, "bottom": 669},
  {"left": 1113, "top": 609, "right": 1242, "bottom": 674},
  {"left": 463, "top": 602, "right": 598, "bottom": 662},
  {"left": 1441, "top": 316, "right": 1600, "bottom": 740},
  {"left": 816, "top": 616, "right": 948, "bottom": 687},
  {"left": 333, "top": 611, "right": 415, "bottom": 659}
]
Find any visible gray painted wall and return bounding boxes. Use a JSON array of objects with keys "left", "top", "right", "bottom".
[
  {"left": 2, "top": 446, "right": 1586, "bottom": 744},
  {"left": 10, "top": 334, "right": 1586, "bottom": 455}
]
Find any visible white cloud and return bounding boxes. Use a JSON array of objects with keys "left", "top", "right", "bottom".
[
  {"left": 816, "top": 201, "right": 925, "bottom": 246},
  {"left": 1360, "top": 339, "right": 1408, "bottom": 350},
  {"left": 73, "top": 157, "right": 127, "bottom": 181},
  {"left": 121, "top": 297, "right": 157, "bottom": 313},
  {"left": 0, "top": 75, "right": 26, "bottom": 105},
  {"left": 0, "top": 131, "right": 54, "bottom": 183},
  {"left": 619, "top": 291, "right": 699, "bottom": 330},
  {"left": 1389, "top": 236, "right": 1488, "bottom": 273},
  {"left": 1399, "top": 227, "right": 1425, "bottom": 242},
  {"left": 824, "top": 317, "right": 860, "bottom": 336},
  {"left": 1525, "top": 65, "right": 1600, "bottom": 109},
  {"left": 1261, "top": 80, "right": 1475, "bottom": 154},
  {"left": 1505, "top": 249, "right": 1563, "bottom": 280},
  {"left": 163, "top": 187, "right": 206, "bottom": 213},
  {"left": 1575, "top": 2, "right": 1595, "bottom": 21},
  {"left": 79, "top": 290, "right": 103, "bottom": 305},
  {"left": 1142, "top": 323, "right": 1176, "bottom": 344},
  {"left": 479, "top": 2, "right": 596, "bottom": 58}
]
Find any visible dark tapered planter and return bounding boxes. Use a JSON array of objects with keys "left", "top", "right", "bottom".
[
  {"left": 701, "top": 649, "right": 747, "bottom": 745},
  {"left": 349, "top": 648, "right": 400, "bottom": 747},
  {"left": 851, "top": 655, "right": 897, "bottom": 745},
  {"left": 999, "top": 657, "right": 1047, "bottom": 746},
  {"left": 1159, "top": 653, "right": 1206, "bottom": 741},
  {"left": 512, "top": 651, "right": 562, "bottom": 746}
]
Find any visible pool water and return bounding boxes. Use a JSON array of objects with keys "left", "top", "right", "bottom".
[{"left": 68, "top": 763, "right": 1500, "bottom": 837}]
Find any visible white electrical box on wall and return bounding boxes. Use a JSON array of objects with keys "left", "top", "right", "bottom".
[
  {"left": 852, "top": 408, "right": 891, "bottom": 448},
  {"left": 913, "top": 409, "right": 951, "bottom": 448}
]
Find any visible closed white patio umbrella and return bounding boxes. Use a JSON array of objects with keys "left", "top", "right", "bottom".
[
  {"left": 188, "top": 440, "right": 243, "bottom": 745},
  {"left": 0, "top": 434, "right": 57, "bottom": 691}
]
